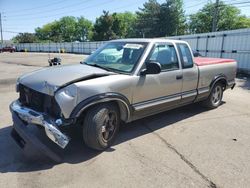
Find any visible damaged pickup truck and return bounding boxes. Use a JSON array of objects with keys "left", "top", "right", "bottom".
[{"left": 10, "top": 39, "right": 237, "bottom": 161}]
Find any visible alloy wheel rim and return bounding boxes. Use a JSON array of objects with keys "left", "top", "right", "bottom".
[
  {"left": 212, "top": 86, "right": 222, "bottom": 105},
  {"left": 101, "top": 111, "right": 117, "bottom": 142}
]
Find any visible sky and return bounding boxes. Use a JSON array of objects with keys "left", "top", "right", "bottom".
[{"left": 0, "top": 0, "right": 250, "bottom": 40}]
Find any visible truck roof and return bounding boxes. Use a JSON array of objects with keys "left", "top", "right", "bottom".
[{"left": 110, "top": 38, "right": 188, "bottom": 44}]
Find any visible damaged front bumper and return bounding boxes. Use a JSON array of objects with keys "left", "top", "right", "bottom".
[{"left": 10, "top": 100, "right": 70, "bottom": 149}]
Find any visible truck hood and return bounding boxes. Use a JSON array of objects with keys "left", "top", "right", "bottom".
[{"left": 19, "top": 64, "right": 113, "bottom": 95}]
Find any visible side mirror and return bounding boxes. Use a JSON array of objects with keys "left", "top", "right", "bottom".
[{"left": 140, "top": 61, "right": 161, "bottom": 76}]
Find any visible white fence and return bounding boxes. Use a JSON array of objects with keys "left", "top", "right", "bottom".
[
  {"left": 14, "top": 41, "right": 106, "bottom": 54},
  {"left": 1, "top": 28, "right": 250, "bottom": 73},
  {"left": 169, "top": 28, "right": 250, "bottom": 74}
]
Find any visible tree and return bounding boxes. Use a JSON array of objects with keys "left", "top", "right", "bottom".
[
  {"left": 113, "top": 12, "right": 137, "bottom": 38},
  {"left": 135, "top": 0, "right": 161, "bottom": 37},
  {"left": 92, "top": 11, "right": 118, "bottom": 41},
  {"left": 135, "top": 0, "right": 186, "bottom": 37},
  {"left": 189, "top": 2, "right": 250, "bottom": 33},
  {"left": 12, "top": 33, "right": 38, "bottom": 43},
  {"left": 57, "top": 16, "right": 77, "bottom": 42},
  {"left": 35, "top": 16, "right": 93, "bottom": 42},
  {"left": 35, "top": 21, "right": 62, "bottom": 42},
  {"left": 158, "top": 0, "right": 186, "bottom": 36},
  {"left": 75, "top": 17, "right": 93, "bottom": 41}
]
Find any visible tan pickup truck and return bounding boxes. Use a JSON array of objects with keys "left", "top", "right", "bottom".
[{"left": 10, "top": 39, "right": 237, "bottom": 161}]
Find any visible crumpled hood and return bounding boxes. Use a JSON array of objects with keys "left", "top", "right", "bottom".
[{"left": 19, "top": 64, "right": 112, "bottom": 95}]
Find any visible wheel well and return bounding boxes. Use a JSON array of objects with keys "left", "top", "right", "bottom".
[
  {"left": 215, "top": 79, "right": 227, "bottom": 90},
  {"left": 211, "top": 76, "right": 227, "bottom": 91},
  {"left": 77, "top": 100, "right": 130, "bottom": 124}
]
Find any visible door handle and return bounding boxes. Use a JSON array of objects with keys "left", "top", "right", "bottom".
[{"left": 176, "top": 75, "right": 183, "bottom": 80}]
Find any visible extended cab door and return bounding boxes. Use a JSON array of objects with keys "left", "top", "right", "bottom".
[
  {"left": 176, "top": 43, "right": 199, "bottom": 104},
  {"left": 132, "top": 42, "right": 183, "bottom": 118}
]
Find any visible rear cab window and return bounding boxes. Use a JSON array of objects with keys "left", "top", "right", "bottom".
[
  {"left": 177, "top": 43, "right": 194, "bottom": 68},
  {"left": 147, "top": 43, "right": 179, "bottom": 71}
]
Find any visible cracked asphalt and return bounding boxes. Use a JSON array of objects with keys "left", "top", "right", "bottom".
[{"left": 0, "top": 52, "right": 250, "bottom": 188}]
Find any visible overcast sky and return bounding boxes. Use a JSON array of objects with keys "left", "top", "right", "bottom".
[{"left": 1, "top": 0, "right": 250, "bottom": 40}]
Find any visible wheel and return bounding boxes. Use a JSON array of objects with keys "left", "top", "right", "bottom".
[
  {"left": 82, "top": 103, "right": 120, "bottom": 150},
  {"left": 202, "top": 83, "right": 223, "bottom": 109}
]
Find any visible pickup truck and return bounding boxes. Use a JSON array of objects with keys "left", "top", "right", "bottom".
[{"left": 10, "top": 39, "right": 237, "bottom": 161}]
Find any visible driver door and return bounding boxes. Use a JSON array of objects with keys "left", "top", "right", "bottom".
[{"left": 132, "top": 43, "right": 183, "bottom": 119}]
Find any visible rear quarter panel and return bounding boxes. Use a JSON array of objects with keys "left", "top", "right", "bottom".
[{"left": 198, "top": 61, "right": 237, "bottom": 89}]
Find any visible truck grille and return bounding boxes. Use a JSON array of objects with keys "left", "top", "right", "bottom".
[{"left": 19, "top": 84, "right": 61, "bottom": 118}]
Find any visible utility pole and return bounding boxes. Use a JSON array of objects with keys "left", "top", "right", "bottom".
[
  {"left": 0, "top": 13, "right": 3, "bottom": 44},
  {"left": 212, "top": 0, "right": 219, "bottom": 32}
]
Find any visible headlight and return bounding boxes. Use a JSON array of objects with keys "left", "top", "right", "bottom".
[
  {"left": 55, "top": 84, "right": 78, "bottom": 119},
  {"left": 62, "top": 84, "right": 77, "bottom": 98}
]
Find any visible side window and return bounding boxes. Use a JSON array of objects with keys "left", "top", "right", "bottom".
[
  {"left": 148, "top": 44, "right": 179, "bottom": 71},
  {"left": 177, "top": 44, "right": 193, "bottom": 68}
]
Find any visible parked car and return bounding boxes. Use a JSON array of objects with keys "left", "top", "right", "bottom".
[
  {"left": 0, "top": 46, "right": 16, "bottom": 53},
  {"left": 10, "top": 39, "right": 237, "bottom": 161}
]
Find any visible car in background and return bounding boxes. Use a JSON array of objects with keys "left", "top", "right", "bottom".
[
  {"left": 193, "top": 50, "right": 203, "bottom": 57},
  {"left": 0, "top": 46, "right": 16, "bottom": 53}
]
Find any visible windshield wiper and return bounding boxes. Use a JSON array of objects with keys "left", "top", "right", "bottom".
[{"left": 83, "top": 62, "right": 117, "bottom": 72}]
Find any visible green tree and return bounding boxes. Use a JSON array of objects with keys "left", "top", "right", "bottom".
[
  {"left": 159, "top": 0, "right": 186, "bottom": 36},
  {"left": 114, "top": 12, "right": 137, "bottom": 38},
  {"left": 92, "top": 11, "right": 118, "bottom": 41},
  {"left": 57, "top": 16, "right": 77, "bottom": 42},
  {"left": 35, "top": 16, "right": 93, "bottom": 42},
  {"left": 135, "top": 0, "right": 186, "bottom": 37},
  {"left": 12, "top": 33, "right": 38, "bottom": 43},
  {"left": 189, "top": 2, "right": 250, "bottom": 33},
  {"left": 136, "top": 0, "right": 161, "bottom": 37},
  {"left": 92, "top": 11, "right": 138, "bottom": 40},
  {"left": 75, "top": 17, "right": 93, "bottom": 41}
]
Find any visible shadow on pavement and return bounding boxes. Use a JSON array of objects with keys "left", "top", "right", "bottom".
[
  {"left": 0, "top": 103, "right": 213, "bottom": 173},
  {"left": 237, "top": 75, "right": 250, "bottom": 90}
]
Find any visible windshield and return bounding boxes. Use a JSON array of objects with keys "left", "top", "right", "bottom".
[{"left": 84, "top": 42, "right": 148, "bottom": 73}]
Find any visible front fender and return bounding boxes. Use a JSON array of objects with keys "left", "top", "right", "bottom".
[{"left": 69, "top": 93, "right": 132, "bottom": 122}]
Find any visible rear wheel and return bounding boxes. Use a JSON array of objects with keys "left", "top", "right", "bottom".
[
  {"left": 202, "top": 83, "right": 223, "bottom": 109},
  {"left": 82, "top": 103, "right": 120, "bottom": 150}
]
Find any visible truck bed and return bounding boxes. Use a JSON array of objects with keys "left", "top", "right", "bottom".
[
  {"left": 194, "top": 57, "right": 237, "bottom": 92},
  {"left": 194, "top": 57, "right": 236, "bottom": 66}
]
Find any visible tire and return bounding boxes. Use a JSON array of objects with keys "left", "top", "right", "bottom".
[
  {"left": 82, "top": 103, "right": 120, "bottom": 151},
  {"left": 202, "top": 83, "right": 223, "bottom": 109}
]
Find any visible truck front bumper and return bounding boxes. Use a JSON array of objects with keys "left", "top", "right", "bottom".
[{"left": 9, "top": 101, "right": 70, "bottom": 161}]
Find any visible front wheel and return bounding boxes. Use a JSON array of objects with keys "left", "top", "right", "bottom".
[
  {"left": 202, "top": 83, "right": 223, "bottom": 109},
  {"left": 82, "top": 103, "right": 120, "bottom": 150}
]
